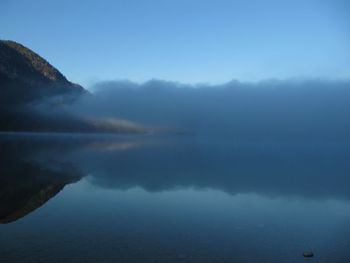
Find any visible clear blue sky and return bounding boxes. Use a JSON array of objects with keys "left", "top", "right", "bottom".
[{"left": 1, "top": 0, "right": 349, "bottom": 87}]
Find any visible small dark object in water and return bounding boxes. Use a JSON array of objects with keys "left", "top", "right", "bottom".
[{"left": 303, "top": 251, "right": 314, "bottom": 258}]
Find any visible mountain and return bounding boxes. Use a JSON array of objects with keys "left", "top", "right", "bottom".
[
  {"left": 0, "top": 40, "right": 87, "bottom": 131},
  {"left": 0, "top": 40, "right": 150, "bottom": 133},
  {"left": 0, "top": 40, "right": 85, "bottom": 107}
]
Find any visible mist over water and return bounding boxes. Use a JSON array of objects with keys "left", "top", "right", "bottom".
[
  {"left": 1, "top": 78, "right": 350, "bottom": 263},
  {"left": 71, "top": 79, "right": 350, "bottom": 140},
  {"left": 2, "top": 70, "right": 350, "bottom": 263}
]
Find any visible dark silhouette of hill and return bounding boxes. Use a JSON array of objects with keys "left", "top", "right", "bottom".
[
  {"left": 0, "top": 40, "right": 84, "bottom": 108},
  {"left": 0, "top": 40, "right": 149, "bottom": 133}
]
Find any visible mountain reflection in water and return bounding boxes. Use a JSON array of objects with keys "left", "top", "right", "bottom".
[{"left": 0, "top": 133, "right": 350, "bottom": 263}]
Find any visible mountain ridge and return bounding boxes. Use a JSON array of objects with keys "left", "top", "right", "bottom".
[
  {"left": 0, "top": 40, "right": 85, "bottom": 107},
  {"left": 1, "top": 40, "right": 68, "bottom": 82},
  {"left": 0, "top": 40, "right": 152, "bottom": 134}
]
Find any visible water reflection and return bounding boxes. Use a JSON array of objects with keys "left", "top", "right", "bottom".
[
  {"left": 0, "top": 134, "right": 82, "bottom": 223},
  {"left": 80, "top": 138, "right": 350, "bottom": 200},
  {"left": 1, "top": 133, "right": 350, "bottom": 224},
  {"left": 0, "top": 133, "right": 151, "bottom": 223},
  {"left": 0, "top": 134, "right": 350, "bottom": 262}
]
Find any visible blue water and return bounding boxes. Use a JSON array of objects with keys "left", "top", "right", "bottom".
[{"left": 0, "top": 134, "right": 349, "bottom": 262}]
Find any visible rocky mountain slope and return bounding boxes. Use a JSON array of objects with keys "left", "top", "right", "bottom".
[
  {"left": 0, "top": 40, "right": 150, "bottom": 133},
  {"left": 0, "top": 40, "right": 85, "bottom": 107}
]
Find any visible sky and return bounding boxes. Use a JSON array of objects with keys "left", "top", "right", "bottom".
[{"left": 1, "top": 0, "right": 350, "bottom": 87}]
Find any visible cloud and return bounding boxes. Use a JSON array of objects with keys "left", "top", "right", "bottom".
[{"left": 72, "top": 78, "right": 350, "bottom": 141}]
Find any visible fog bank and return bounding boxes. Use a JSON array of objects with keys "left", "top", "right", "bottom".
[{"left": 71, "top": 79, "right": 350, "bottom": 141}]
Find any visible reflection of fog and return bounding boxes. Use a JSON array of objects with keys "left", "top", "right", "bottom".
[
  {"left": 0, "top": 133, "right": 150, "bottom": 223},
  {"left": 1, "top": 133, "right": 350, "bottom": 224},
  {"left": 86, "top": 140, "right": 145, "bottom": 152},
  {"left": 74, "top": 137, "right": 350, "bottom": 201}
]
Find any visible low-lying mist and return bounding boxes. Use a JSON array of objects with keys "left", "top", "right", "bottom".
[{"left": 70, "top": 79, "right": 350, "bottom": 141}]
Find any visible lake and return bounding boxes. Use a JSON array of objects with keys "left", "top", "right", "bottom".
[{"left": 0, "top": 133, "right": 350, "bottom": 263}]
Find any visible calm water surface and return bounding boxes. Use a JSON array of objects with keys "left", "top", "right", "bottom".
[{"left": 0, "top": 133, "right": 349, "bottom": 263}]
